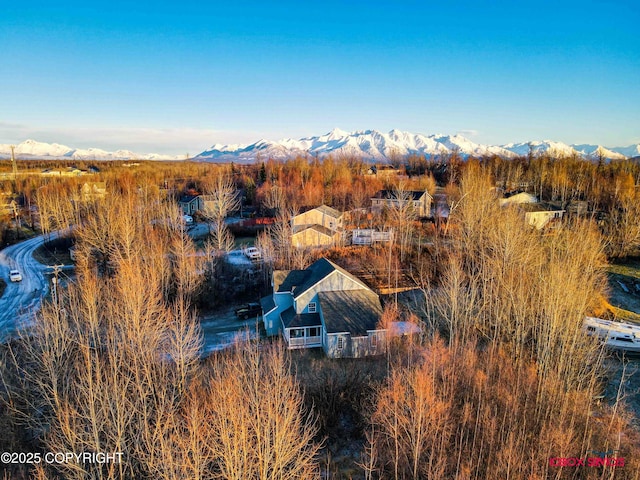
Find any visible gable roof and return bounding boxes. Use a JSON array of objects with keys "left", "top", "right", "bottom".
[
  {"left": 260, "top": 295, "right": 276, "bottom": 314},
  {"left": 372, "top": 189, "right": 431, "bottom": 201},
  {"left": 318, "top": 290, "right": 383, "bottom": 335},
  {"left": 292, "top": 258, "right": 369, "bottom": 299},
  {"left": 292, "top": 224, "right": 337, "bottom": 238},
  {"left": 273, "top": 269, "right": 307, "bottom": 293},
  {"left": 294, "top": 204, "right": 343, "bottom": 220},
  {"left": 314, "top": 204, "right": 342, "bottom": 218},
  {"left": 273, "top": 258, "right": 371, "bottom": 298},
  {"left": 179, "top": 194, "right": 200, "bottom": 204}
]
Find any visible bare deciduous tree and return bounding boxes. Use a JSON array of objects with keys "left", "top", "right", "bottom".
[{"left": 205, "top": 342, "right": 321, "bottom": 479}]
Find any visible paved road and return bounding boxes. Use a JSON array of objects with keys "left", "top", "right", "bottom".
[
  {"left": 0, "top": 230, "right": 258, "bottom": 353},
  {"left": 0, "top": 232, "right": 59, "bottom": 340}
]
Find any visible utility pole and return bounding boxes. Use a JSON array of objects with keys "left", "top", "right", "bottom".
[{"left": 50, "top": 264, "right": 64, "bottom": 308}]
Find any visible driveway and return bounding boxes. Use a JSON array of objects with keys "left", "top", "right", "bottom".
[
  {"left": 0, "top": 232, "right": 260, "bottom": 354},
  {"left": 200, "top": 305, "right": 262, "bottom": 356},
  {"left": 0, "top": 232, "right": 59, "bottom": 340}
]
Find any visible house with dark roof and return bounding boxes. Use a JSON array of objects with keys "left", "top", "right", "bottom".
[
  {"left": 371, "top": 189, "right": 432, "bottom": 217},
  {"left": 291, "top": 205, "right": 343, "bottom": 248},
  {"left": 260, "top": 258, "right": 386, "bottom": 358},
  {"left": 178, "top": 194, "right": 203, "bottom": 215}
]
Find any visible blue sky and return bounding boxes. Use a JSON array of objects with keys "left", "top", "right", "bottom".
[{"left": 1, "top": 0, "right": 638, "bottom": 154}]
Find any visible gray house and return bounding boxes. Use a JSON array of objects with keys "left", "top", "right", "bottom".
[
  {"left": 371, "top": 189, "right": 432, "bottom": 218},
  {"left": 260, "top": 258, "right": 386, "bottom": 358},
  {"left": 179, "top": 194, "right": 202, "bottom": 215}
]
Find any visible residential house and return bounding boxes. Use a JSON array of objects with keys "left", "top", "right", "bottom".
[
  {"left": 498, "top": 191, "right": 538, "bottom": 206},
  {"left": 178, "top": 194, "right": 202, "bottom": 215},
  {"left": 42, "top": 167, "right": 86, "bottom": 177},
  {"left": 370, "top": 189, "right": 432, "bottom": 218},
  {"left": 81, "top": 182, "right": 107, "bottom": 201},
  {"left": 260, "top": 258, "right": 387, "bottom": 358},
  {"left": 200, "top": 190, "right": 244, "bottom": 217},
  {"left": 366, "top": 164, "right": 400, "bottom": 177},
  {"left": 291, "top": 205, "right": 343, "bottom": 248},
  {"left": 519, "top": 202, "right": 565, "bottom": 229}
]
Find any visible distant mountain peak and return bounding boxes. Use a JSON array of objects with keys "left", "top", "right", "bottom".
[
  {"left": 326, "top": 127, "right": 348, "bottom": 137},
  {"left": 0, "top": 140, "right": 182, "bottom": 161},
  {"left": 195, "top": 129, "right": 639, "bottom": 164},
  {"left": 2, "top": 131, "right": 637, "bottom": 163}
]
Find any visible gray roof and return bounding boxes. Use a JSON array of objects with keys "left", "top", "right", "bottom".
[
  {"left": 292, "top": 224, "right": 337, "bottom": 237},
  {"left": 313, "top": 204, "right": 342, "bottom": 218},
  {"left": 318, "top": 290, "right": 383, "bottom": 335},
  {"left": 273, "top": 258, "right": 369, "bottom": 297},
  {"left": 292, "top": 258, "right": 369, "bottom": 299},
  {"left": 281, "top": 307, "right": 322, "bottom": 328},
  {"left": 260, "top": 295, "right": 276, "bottom": 313},
  {"left": 179, "top": 194, "right": 200, "bottom": 204},
  {"left": 519, "top": 201, "right": 564, "bottom": 213},
  {"left": 372, "top": 189, "right": 430, "bottom": 201},
  {"left": 274, "top": 269, "right": 307, "bottom": 293}
]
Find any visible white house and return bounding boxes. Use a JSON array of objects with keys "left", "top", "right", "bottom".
[
  {"left": 260, "top": 258, "right": 387, "bottom": 358},
  {"left": 520, "top": 202, "right": 565, "bottom": 229},
  {"left": 81, "top": 182, "right": 107, "bottom": 201}
]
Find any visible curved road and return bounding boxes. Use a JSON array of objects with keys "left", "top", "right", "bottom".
[
  {"left": 0, "top": 225, "right": 253, "bottom": 353},
  {"left": 0, "top": 232, "right": 59, "bottom": 340}
]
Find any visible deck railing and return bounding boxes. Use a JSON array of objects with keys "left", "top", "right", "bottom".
[{"left": 288, "top": 336, "right": 322, "bottom": 348}]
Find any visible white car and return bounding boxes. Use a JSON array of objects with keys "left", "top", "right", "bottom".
[
  {"left": 244, "top": 247, "right": 262, "bottom": 260},
  {"left": 9, "top": 269, "right": 22, "bottom": 282}
]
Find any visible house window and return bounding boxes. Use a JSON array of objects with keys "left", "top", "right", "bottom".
[
  {"left": 308, "top": 302, "right": 317, "bottom": 313},
  {"left": 371, "top": 334, "right": 377, "bottom": 347},
  {"left": 291, "top": 329, "right": 304, "bottom": 338},
  {"left": 308, "top": 327, "right": 320, "bottom": 337},
  {"left": 337, "top": 337, "right": 344, "bottom": 350}
]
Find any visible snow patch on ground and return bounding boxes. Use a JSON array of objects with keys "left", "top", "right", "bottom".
[{"left": 201, "top": 329, "right": 258, "bottom": 356}]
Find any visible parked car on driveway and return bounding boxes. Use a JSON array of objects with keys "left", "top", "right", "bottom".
[
  {"left": 234, "top": 303, "right": 262, "bottom": 320},
  {"left": 9, "top": 269, "right": 22, "bottom": 282},
  {"left": 243, "top": 246, "right": 262, "bottom": 260}
]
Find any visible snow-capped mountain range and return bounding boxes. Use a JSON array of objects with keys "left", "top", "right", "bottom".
[
  {"left": 196, "top": 129, "right": 640, "bottom": 163},
  {"left": 1, "top": 131, "right": 639, "bottom": 163},
  {"left": 0, "top": 139, "right": 183, "bottom": 161}
]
